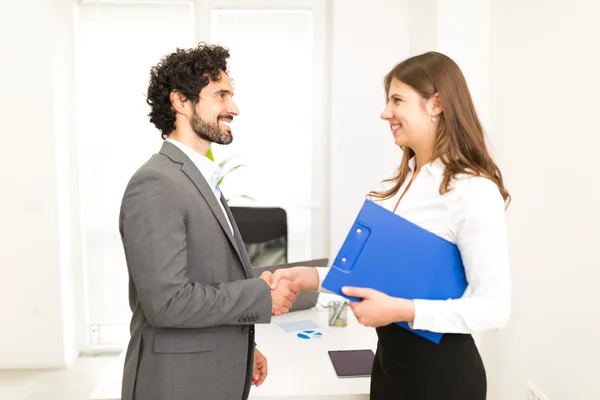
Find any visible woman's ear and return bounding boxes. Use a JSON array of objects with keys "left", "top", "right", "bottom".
[
  {"left": 431, "top": 92, "right": 443, "bottom": 118},
  {"left": 170, "top": 90, "right": 189, "bottom": 116}
]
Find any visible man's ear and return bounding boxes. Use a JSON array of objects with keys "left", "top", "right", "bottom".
[{"left": 170, "top": 90, "right": 189, "bottom": 116}]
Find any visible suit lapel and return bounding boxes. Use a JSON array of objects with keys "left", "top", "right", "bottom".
[
  {"left": 219, "top": 195, "right": 254, "bottom": 278},
  {"left": 159, "top": 142, "right": 245, "bottom": 269}
]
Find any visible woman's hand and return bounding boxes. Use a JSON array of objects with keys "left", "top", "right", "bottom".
[
  {"left": 270, "top": 266, "right": 320, "bottom": 292},
  {"left": 342, "top": 286, "right": 415, "bottom": 328}
]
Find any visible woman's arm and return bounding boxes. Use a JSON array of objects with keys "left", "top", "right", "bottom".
[
  {"left": 269, "top": 266, "right": 323, "bottom": 292},
  {"left": 410, "top": 177, "right": 512, "bottom": 333}
]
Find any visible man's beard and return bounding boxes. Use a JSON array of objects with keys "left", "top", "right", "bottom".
[{"left": 190, "top": 109, "right": 233, "bottom": 145}]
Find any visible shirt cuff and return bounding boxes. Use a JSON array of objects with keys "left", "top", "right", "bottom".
[
  {"left": 409, "top": 299, "right": 439, "bottom": 331},
  {"left": 315, "top": 266, "right": 329, "bottom": 292}
]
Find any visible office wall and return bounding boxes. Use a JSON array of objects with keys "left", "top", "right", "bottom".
[
  {"left": 482, "top": 1, "right": 600, "bottom": 399},
  {"left": 328, "top": 0, "right": 492, "bottom": 255},
  {"left": 0, "top": 0, "right": 79, "bottom": 368},
  {"left": 408, "top": 0, "right": 437, "bottom": 55},
  {"left": 435, "top": 0, "right": 491, "bottom": 126},
  {"left": 328, "top": 0, "right": 408, "bottom": 253}
]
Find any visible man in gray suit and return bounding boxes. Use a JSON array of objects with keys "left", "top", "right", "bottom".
[{"left": 119, "top": 43, "right": 300, "bottom": 400}]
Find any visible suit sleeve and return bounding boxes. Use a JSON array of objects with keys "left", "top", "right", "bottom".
[{"left": 119, "top": 167, "right": 272, "bottom": 328}]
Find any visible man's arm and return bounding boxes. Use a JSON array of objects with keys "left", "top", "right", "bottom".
[{"left": 120, "top": 167, "right": 295, "bottom": 328}]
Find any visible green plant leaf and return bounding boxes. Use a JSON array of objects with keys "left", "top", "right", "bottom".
[
  {"left": 218, "top": 158, "right": 230, "bottom": 169},
  {"left": 218, "top": 164, "right": 247, "bottom": 187},
  {"left": 224, "top": 164, "right": 247, "bottom": 175},
  {"left": 224, "top": 194, "right": 255, "bottom": 204}
]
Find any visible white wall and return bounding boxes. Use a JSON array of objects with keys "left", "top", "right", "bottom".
[
  {"left": 328, "top": 0, "right": 492, "bottom": 254},
  {"left": 483, "top": 1, "right": 600, "bottom": 399},
  {"left": 408, "top": 0, "right": 492, "bottom": 128},
  {"left": 0, "top": 0, "right": 79, "bottom": 368},
  {"left": 435, "top": 0, "right": 491, "bottom": 126},
  {"left": 408, "top": 0, "right": 437, "bottom": 55},
  {"left": 54, "top": 0, "right": 81, "bottom": 367},
  {"left": 328, "top": 0, "right": 408, "bottom": 253}
]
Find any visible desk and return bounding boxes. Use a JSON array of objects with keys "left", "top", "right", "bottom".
[{"left": 90, "top": 302, "right": 377, "bottom": 399}]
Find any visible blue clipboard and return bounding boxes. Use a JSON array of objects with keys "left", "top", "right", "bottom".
[{"left": 322, "top": 199, "right": 467, "bottom": 343}]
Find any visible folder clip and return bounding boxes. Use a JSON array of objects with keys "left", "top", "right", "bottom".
[{"left": 333, "top": 222, "right": 371, "bottom": 272}]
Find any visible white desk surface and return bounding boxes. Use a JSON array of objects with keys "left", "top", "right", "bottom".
[{"left": 90, "top": 300, "right": 377, "bottom": 400}]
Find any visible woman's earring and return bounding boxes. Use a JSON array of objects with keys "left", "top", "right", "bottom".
[{"left": 431, "top": 115, "right": 436, "bottom": 122}]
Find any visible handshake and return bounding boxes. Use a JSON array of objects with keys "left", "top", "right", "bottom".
[
  {"left": 257, "top": 266, "right": 415, "bottom": 329},
  {"left": 259, "top": 269, "right": 301, "bottom": 316},
  {"left": 258, "top": 267, "right": 320, "bottom": 316}
]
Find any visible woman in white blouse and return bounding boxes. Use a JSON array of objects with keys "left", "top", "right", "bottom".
[{"left": 268, "top": 51, "right": 511, "bottom": 399}]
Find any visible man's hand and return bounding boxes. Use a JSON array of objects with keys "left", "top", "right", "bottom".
[
  {"left": 252, "top": 348, "right": 268, "bottom": 387},
  {"left": 260, "top": 271, "right": 301, "bottom": 315},
  {"left": 270, "top": 279, "right": 301, "bottom": 315},
  {"left": 341, "top": 286, "right": 415, "bottom": 328},
  {"left": 260, "top": 271, "right": 274, "bottom": 286}
]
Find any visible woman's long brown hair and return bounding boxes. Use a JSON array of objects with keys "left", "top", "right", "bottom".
[{"left": 371, "top": 52, "right": 510, "bottom": 207}]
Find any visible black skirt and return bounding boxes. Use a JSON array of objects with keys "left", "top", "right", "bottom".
[{"left": 370, "top": 323, "right": 486, "bottom": 400}]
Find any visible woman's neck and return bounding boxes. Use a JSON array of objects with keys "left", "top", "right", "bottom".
[{"left": 413, "top": 147, "right": 435, "bottom": 171}]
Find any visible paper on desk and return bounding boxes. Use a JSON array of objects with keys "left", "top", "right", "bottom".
[{"left": 278, "top": 320, "right": 320, "bottom": 333}]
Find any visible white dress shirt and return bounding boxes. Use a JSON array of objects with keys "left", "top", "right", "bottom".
[
  {"left": 317, "top": 156, "right": 512, "bottom": 334},
  {"left": 165, "top": 138, "right": 234, "bottom": 234}
]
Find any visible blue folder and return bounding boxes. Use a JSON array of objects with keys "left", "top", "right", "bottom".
[{"left": 322, "top": 199, "right": 467, "bottom": 343}]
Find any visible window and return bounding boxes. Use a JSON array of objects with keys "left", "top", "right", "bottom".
[
  {"left": 75, "top": 0, "right": 327, "bottom": 350},
  {"left": 75, "top": 2, "right": 195, "bottom": 348}
]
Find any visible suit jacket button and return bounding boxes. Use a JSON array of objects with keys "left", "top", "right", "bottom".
[{"left": 241, "top": 326, "right": 249, "bottom": 334}]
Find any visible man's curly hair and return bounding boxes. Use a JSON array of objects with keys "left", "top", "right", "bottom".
[{"left": 146, "top": 43, "right": 230, "bottom": 139}]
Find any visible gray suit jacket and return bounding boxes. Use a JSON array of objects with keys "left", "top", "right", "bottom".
[{"left": 119, "top": 141, "right": 272, "bottom": 400}]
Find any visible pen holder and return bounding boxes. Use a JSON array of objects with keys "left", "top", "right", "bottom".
[{"left": 328, "top": 301, "right": 348, "bottom": 327}]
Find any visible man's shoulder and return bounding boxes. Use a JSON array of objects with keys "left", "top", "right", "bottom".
[
  {"left": 121, "top": 154, "right": 183, "bottom": 198},
  {"left": 120, "top": 153, "right": 185, "bottom": 214},
  {"left": 132, "top": 152, "right": 179, "bottom": 178}
]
